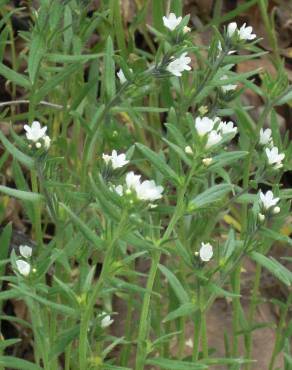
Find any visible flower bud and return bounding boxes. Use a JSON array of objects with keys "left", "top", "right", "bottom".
[
  {"left": 183, "top": 26, "right": 191, "bottom": 34},
  {"left": 258, "top": 213, "right": 265, "bottom": 222},
  {"left": 272, "top": 206, "right": 280, "bottom": 214},
  {"left": 35, "top": 142, "right": 41, "bottom": 149},
  {"left": 202, "top": 157, "right": 212, "bottom": 166},
  {"left": 184, "top": 146, "right": 193, "bottom": 155}
]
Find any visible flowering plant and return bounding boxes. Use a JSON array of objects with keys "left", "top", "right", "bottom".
[{"left": 0, "top": 2, "right": 291, "bottom": 370}]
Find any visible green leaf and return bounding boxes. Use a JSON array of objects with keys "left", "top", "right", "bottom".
[
  {"left": 46, "top": 53, "right": 103, "bottom": 63},
  {"left": 0, "top": 63, "right": 30, "bottom": 89},
  {"left": 60, "top": 203, "right": 104, "bottom": 251},
  {"left": 0, "top": 223, "right": 12, "bottom": 289},
  {"left": 210, "top": 151, "right": 248, "bottom": 169},
  {"left": 28, "top": 33, "right": 45, "bottom": 84},
  {"left": 259, "top": 227, "right": 292, "bottom": 246},
  {"left": 163, "top": 302, "right": 196, "bottom": 323},
  {"left": 250, "top": 251, "right": 292, "bottom": 287},
  {"left": 275, "top": 86, "right": 292, "bottom": 106},
  {"left": 158, "top": 264, "right": 190, "bottom": 304},
  {"left": 0, "top": 356, "right": 42, "bottom": 370},
  {"left": 102, "top": 365, "right": 132, "bottom": 370},
  {"left": 136, "top": 143, "right": 181, "bottom": 185},
  {"left": 188, "top": 184, "right": 232, "bottom": 211},
  {"left": 0, "top": 185, "right": 43, "bottom": 203},
  {"left": 0, "top": 130, "right": 35, "bottom": 169},
  {"left": 104, "top": 36, "right": 115, "bottom": 100},
  {"left": 146, "top": 357, "right": 207, "bottom": 369},
  {"left": 0, "top": 339, "right": 22, "bottom": 351},
  {"left": 34, "top": 63, "right": 81, "bottom": 102},
  {"left": 49, "top": 326, "right": 80, "bottom": 358}
]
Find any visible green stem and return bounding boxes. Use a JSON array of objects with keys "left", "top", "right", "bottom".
[
  {"left": 245, "top": 263, "right": 262, "bottom": 369},
  {"left": 30, "top": 170, "right": 43, "bottom": 246},
  {"left": 192, "top": 310, "right": 202, "bottom": 361},
  {"left": 135, "top": 250, "right": 161, "bottom": 370},
  {"left": 268, "top": 291, "right": 292, "bottom": 370},
  {"left": 201, "top": 310, "right": 208, "bottom": 359}
]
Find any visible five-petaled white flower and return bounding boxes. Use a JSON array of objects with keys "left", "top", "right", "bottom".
[
  {"left": 124, "top": 171, "right": 163, "bottom": 202},
  {"left": 162, "top": 13, "right": 182, "bottom": 31},
  {"left": 265, "top": 146, "right": 285, "bottom": 169},
  {"left": 259, "top": 190, "right": 279, "bottom": 210},
  {"left": 19, "top": 245, "right": 32, "bottom": 259},
  {"left": 166, "top": 53, "right": 191, "bottom": 77},
  {"left": 199, "top": 242, "right": 213, "bottom": 262},
  {"left": 259, "top": 128, "right": 272, "bottom": 146},
  {"left": 16, "top": 260, "right": 31, "bottom": 276},
  {"left": 220, "top": 75, "right": 237, "bottom": 93},
  {"left": 238, "top": 23, "right": 256, "bottom": 40},
  {"left": 218, "top": 120, "right": 237, "bottom": 135},
  {"left": 135, "top": 180, "right": 164, "bottom": 201},
  {"left": 102, "top": 150, "right": 129, "bottom": 169},
  {"left": 99, "top": 312, "right": 114, "bottom": 328},
  {"left": 195, "top": 116, "right": 215, "bottom": 136},
  {"left": 24, "top": 121, "right": 47, "bottom": 142},
  {"left": 206, "top": 130, "right": 222, "bottom": 149}
]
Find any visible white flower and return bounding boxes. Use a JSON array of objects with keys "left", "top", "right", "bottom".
[
  {"left": 227, "top": 22, "right": 238, "bottom": 37},
  {"left": 265, "top": 146, "right": 285, "bottom": 169},
  {"left": 273, "top": 206, "right": 280, "bottom": 214},
  {"left": 35, "top": 142, "right": 42, "bottom": 149},
  {"left": 166, "top": 53, "right": 191, "bottom": 77},
  {"left": 183, "top": 26, "right": 191, "bottom": 34},
  {"left": 162, "top": 13, "right": 182, "bottom": 31},
  {"left": 99, "top": 312, "right": 114, "bottom": 328},
  {"left": 218, "top": 120, "right": 237, "bottom": 135},
  {"left": 135, "top": 180, "right": 164, "bottom": 201},
  {"left": 117, "top": 69, "right": 127, "bottom": 84},
  {"left": 259, "top": 128, "right": 272, "bottom": 146},
  {"left": 24, "top": 121, "right": 47, "bottom": 142},
  {"left": 220, "top": 75, "right": 237, "bottom": 93},
  {"left": 195, "top": 116, "right": 215, "bottom": 136},
  {"left": 199, "top": 242, "right": 213, "bottom": 262},
  {"left": 16, "top": 260, "right": 31, "bottom": 276},
  {"left": 238, "top": 23, "right": 256, "bottom": 40},
  {"left": 124, "top": 172, "right": 163, "bottom": 202},
  {"left": 19, "top": 245, "right": 32, "bottom": 259},
  {"left": 206, "top": 130, "right": 222, "bottom": 149},
  {"left": 43, "top": 135, "right": 51, "bottom": 150},
  {"left": 125, "top": 171, "right": 141, "bottom": 190},
  {"left": 259, "top": 190, "right": 279, "bottom": 210},
  {"left": 102, "top": 150, "right": 129, "bottom": 169}
]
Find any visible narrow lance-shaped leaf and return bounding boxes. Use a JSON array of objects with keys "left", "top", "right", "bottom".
[
  {"left": 0, "top": 131, "right": 34, "bottom": 169},
  {"left": 136, "top": 143, "right": 181, "bottom": 185},
  {"left": 60, "top": 203, "right": 104, "bottom": 251},
  {"left": 188, "top": 184, "right": 232, "bottom": 211},
  {"left": 0, "top": 185, "right": 43, "bottom": 203}
]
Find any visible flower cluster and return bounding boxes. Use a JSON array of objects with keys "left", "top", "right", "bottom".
[
  {"left": 114, "top": 171, "right": 163, "bottom": 202},
  {"left": 258, "top": 128, "right": 285, "bottom": 169},
  {"left": 195, "top": 116, "right": 237, "bottom": 149},
  {"left": 24, "top": 121, "right": 51, "bottom": 150},
  {"left": 102, "top": 150, "right": 129, "bottom": 169},
  {"left": 227, "top": 22, "right": 256, "bottom": 41},
  {"left": 258, "top": 190, "right": 280, "bottom": 221},
  {"left": 15, "top": 245, "right": 32, "bottom": 277}
]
